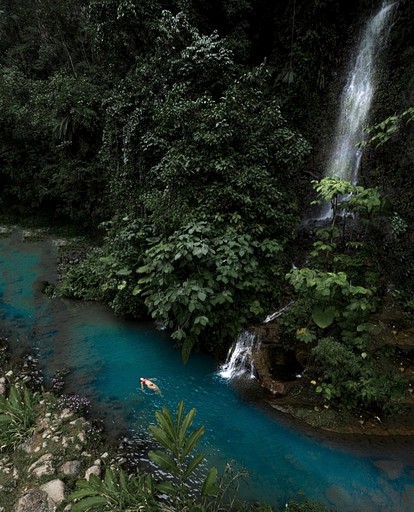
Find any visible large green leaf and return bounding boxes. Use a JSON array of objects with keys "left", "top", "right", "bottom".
[
  {"left": 201, "top": 467, "right": 219, "bottom": 496},
  {"left": 148, "top": 425, "right": 175, "bottom": 453},
  {"left": 103, "top": 467, "right": 116, "bottom": 492},
  {"left": 67, "top": 488, "right": 100, "bottom": 501},
  {"left": 71, "top": 496, "right": 108, "bottom": 512},
  {"left": 155, "top": 408, "right": 176, "bottom": 442},
  {"left": 148, "top": 450, "right": 178, "bottom": 474},
  {"left": 182, "top": 426, "right": 205, "bottom": 457},
  {"left": 156, "top": 481, "right": 177, "bottom": 495},
  {"left": 178, "top": 407, "right": 196, "bottom": 445},
  {"left": 176, "top": 400, "right": 185, "bottom": 435},
  {"left": 183, "top": 452, "right": 205, "bottom": 480},
  {"left": 311, "top": 306, "right": 336, "bottom": 329}
]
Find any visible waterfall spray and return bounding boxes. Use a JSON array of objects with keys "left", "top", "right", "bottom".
[
  {"left": 319, "top": 1, "right": 397, "bottom": 219},
  {"left": 218, "top": 331, "right": 260, "bottom": 380}
]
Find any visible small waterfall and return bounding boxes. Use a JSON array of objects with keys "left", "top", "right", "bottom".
[
  {"left": 264, "top": 301, "right": 294, "bottom": 324},
  {"left": 319, "top": 1, "right": 397, "bottom": 219},
  {"left": 218, "top": 331, "right": 260, "bottom": 380}
]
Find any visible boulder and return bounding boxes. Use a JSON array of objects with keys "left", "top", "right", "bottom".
[
  {"left": 85, "top": 464, "right": 101, "bottom": 480},
  {"left": 29, "top": 453, "right": 55, "bottom": 479},
  {"left": 40, "top": 479, "right": 65, "bottom": 505},
  {"left": 15, "top": 488, "right": 56, "bottom": 512},
  {"left": 59, "top": 460, "right": 81, "bottom": 476}
]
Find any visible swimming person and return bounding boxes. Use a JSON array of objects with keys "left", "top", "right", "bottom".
[{"left": 140, "top": 377, "right": 162, "bottom": 395}]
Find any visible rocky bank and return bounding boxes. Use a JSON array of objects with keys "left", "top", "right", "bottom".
[
  {"left": 0, "top": 339, "right": 125, "bottom": 512},
  {"left": 250, "top": 298, "right": 414, "bottom": 436}
]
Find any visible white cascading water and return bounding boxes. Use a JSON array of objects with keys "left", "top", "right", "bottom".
[
  {"left": 319, "top": 1, "right": 397, "bottom": 219},
  {"left": 218, "top": 331, "right": 260, "bottom": 380},
  {"left": 264, "top": 300, "right": 294, "bottom": 324}
]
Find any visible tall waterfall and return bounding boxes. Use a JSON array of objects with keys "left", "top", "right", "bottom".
[
  {"left": 325, "top": 1, "right": 397, "bottom": 186},
  {"left": 218, "top": 331, "right": 260, "bottom": 380}
]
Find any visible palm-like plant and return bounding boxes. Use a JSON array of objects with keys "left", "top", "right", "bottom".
[
  {"left": 67, "top": 401, "right": 220, "bottom": 512},
  {"left": 148, "top": 400, "right": 219, "bottom": 509},
  {"left": 67, "top": 467, "right": 157, "bottom": 512}
]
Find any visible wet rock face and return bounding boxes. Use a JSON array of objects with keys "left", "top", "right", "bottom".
[{"left": 251, "top": 325, "right": 303, "bottom": 397}]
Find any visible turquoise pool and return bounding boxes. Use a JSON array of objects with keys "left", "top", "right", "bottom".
[{"left": 1, "top": 230, "right": 413, "bottom": 511}]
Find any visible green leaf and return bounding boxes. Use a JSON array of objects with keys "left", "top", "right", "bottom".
[
  {"left": 9, "top": 386, "right": 19, "bottom": 406},
  {"left": 197, "top": 291, "right": 207, "bottom": 301},
  {"left": 116, "top": 267, "right": 131, "bottom": 276},
  {"left": 179, "top": 408, "right": 196, "bottom": 446},
  {"left": 312, "top": 307, "right": 336, "bottom": 329},
  {"left": 181, "top": 337, "right": 195, "bottom": 363},
  {"left": 119, "top": 469, "right": 128, "bottom": 491},
  {"left": 148, "top": 450, "right": 178, "bottom": 474},
  {"left": 132, "top": 285, "right": 142, "bottom": 296},
  {"left": 182, "top": 425, "right": 205, "bottom": 457},
  {"left": 71, "top": 496, "right": 108, "bottom": 511},
  {"left": 66, "top": 488, "right": 97, "bottom": 501},
  {"left": 156, "top": 481, "right": 177, "bottom": 495},
  {"left": 148, "top": 425, "right": 175, "bottom": 453},
  {"left": 155, "top": 408, "right": 176, "bottom": 442},
  {"left": 176, "top": 400, "right": 185, "bottom": 435},
  {"left": 194, "top": 316, "right": 208, "bottom": 326},
  {"left": 183, "top": 452, "right": 205, "bottom": 480},
  {"left": 103, "top": 467, "right": 116, "bottom": 492},
  {"left": 201, "top": 467, "right": 219, "bottom": 496}
]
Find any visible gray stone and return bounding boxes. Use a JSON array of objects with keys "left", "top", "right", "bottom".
[
  {"left": 60, "top": 408, "right": 73, "bottom": 420},
  {"left": 29, "top": 453, "right": 55, "bottom": 479},
  {"left": 0, "top": 377, "right": 6, "bottom": 396},
  {"left": 15, "top": 488, "right": 56, "bottom": 512},
  {"left": 40, "top": 479, "right": 65, "bottom": 505},
  {"left": 59, "top": 460, "right": 81, "bottom": 476},
  {"left": 20, "top": 432, "right": 43, "bottom": 454},
  {"left": 77, "top": 431, "right": 86, "bottom": 443},
  {"left": 32, "top": 463, "right": 56, "bottom": 479},
  {"left": 85, "top": 464, "right": 101, "bottom": 480}
]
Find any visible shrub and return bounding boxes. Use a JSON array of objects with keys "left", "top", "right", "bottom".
[{"left": 0, "top": 384, "right": 39, "bottom": 451}]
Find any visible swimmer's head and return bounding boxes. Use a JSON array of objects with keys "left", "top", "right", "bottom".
[{"left": 140, "top": 378, "right": 145, "bottom": 382}]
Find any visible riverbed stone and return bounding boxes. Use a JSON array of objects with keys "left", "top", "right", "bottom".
[
  {"left": 59, "top": 460, "right": 81, "bottom": 476},
  {"left": 373, "top": 459, "right": 405, "bottom": 480},
  {"left": 15, "top": 488, "right": 56, "bottom": 512},
  {"left": 325, "top": 484, "right": 354, "bottom": 510},
  {"left": 29, "top": 453, "right": 55, "bottom": 479},
  {"left": 85, "top": 464, "right": 101, "bottom": 480},
  {"left": 40, "top": 479, "right": 65, "bottom": 505},
  {"left": 60, "top": 408, "right": 74, "bottom": 420},
  {"left": 0, "top": 377, "right": 6, "bottom": 396},
  {"left": 402, "top": 484, "right": 414, "bottom": 511}
]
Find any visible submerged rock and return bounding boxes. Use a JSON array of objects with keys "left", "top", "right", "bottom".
[{"left": 373, "top": 459, "right": 405, "bottom": 480}]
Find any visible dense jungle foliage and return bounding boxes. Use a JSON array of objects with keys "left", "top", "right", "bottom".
[{"left": 1, "top": 0, "right": 414, "bottom": 416}]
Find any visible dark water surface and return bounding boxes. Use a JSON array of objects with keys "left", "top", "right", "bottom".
[{"left": 1, "top": 230, "right": 414, "bottom": 511}]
